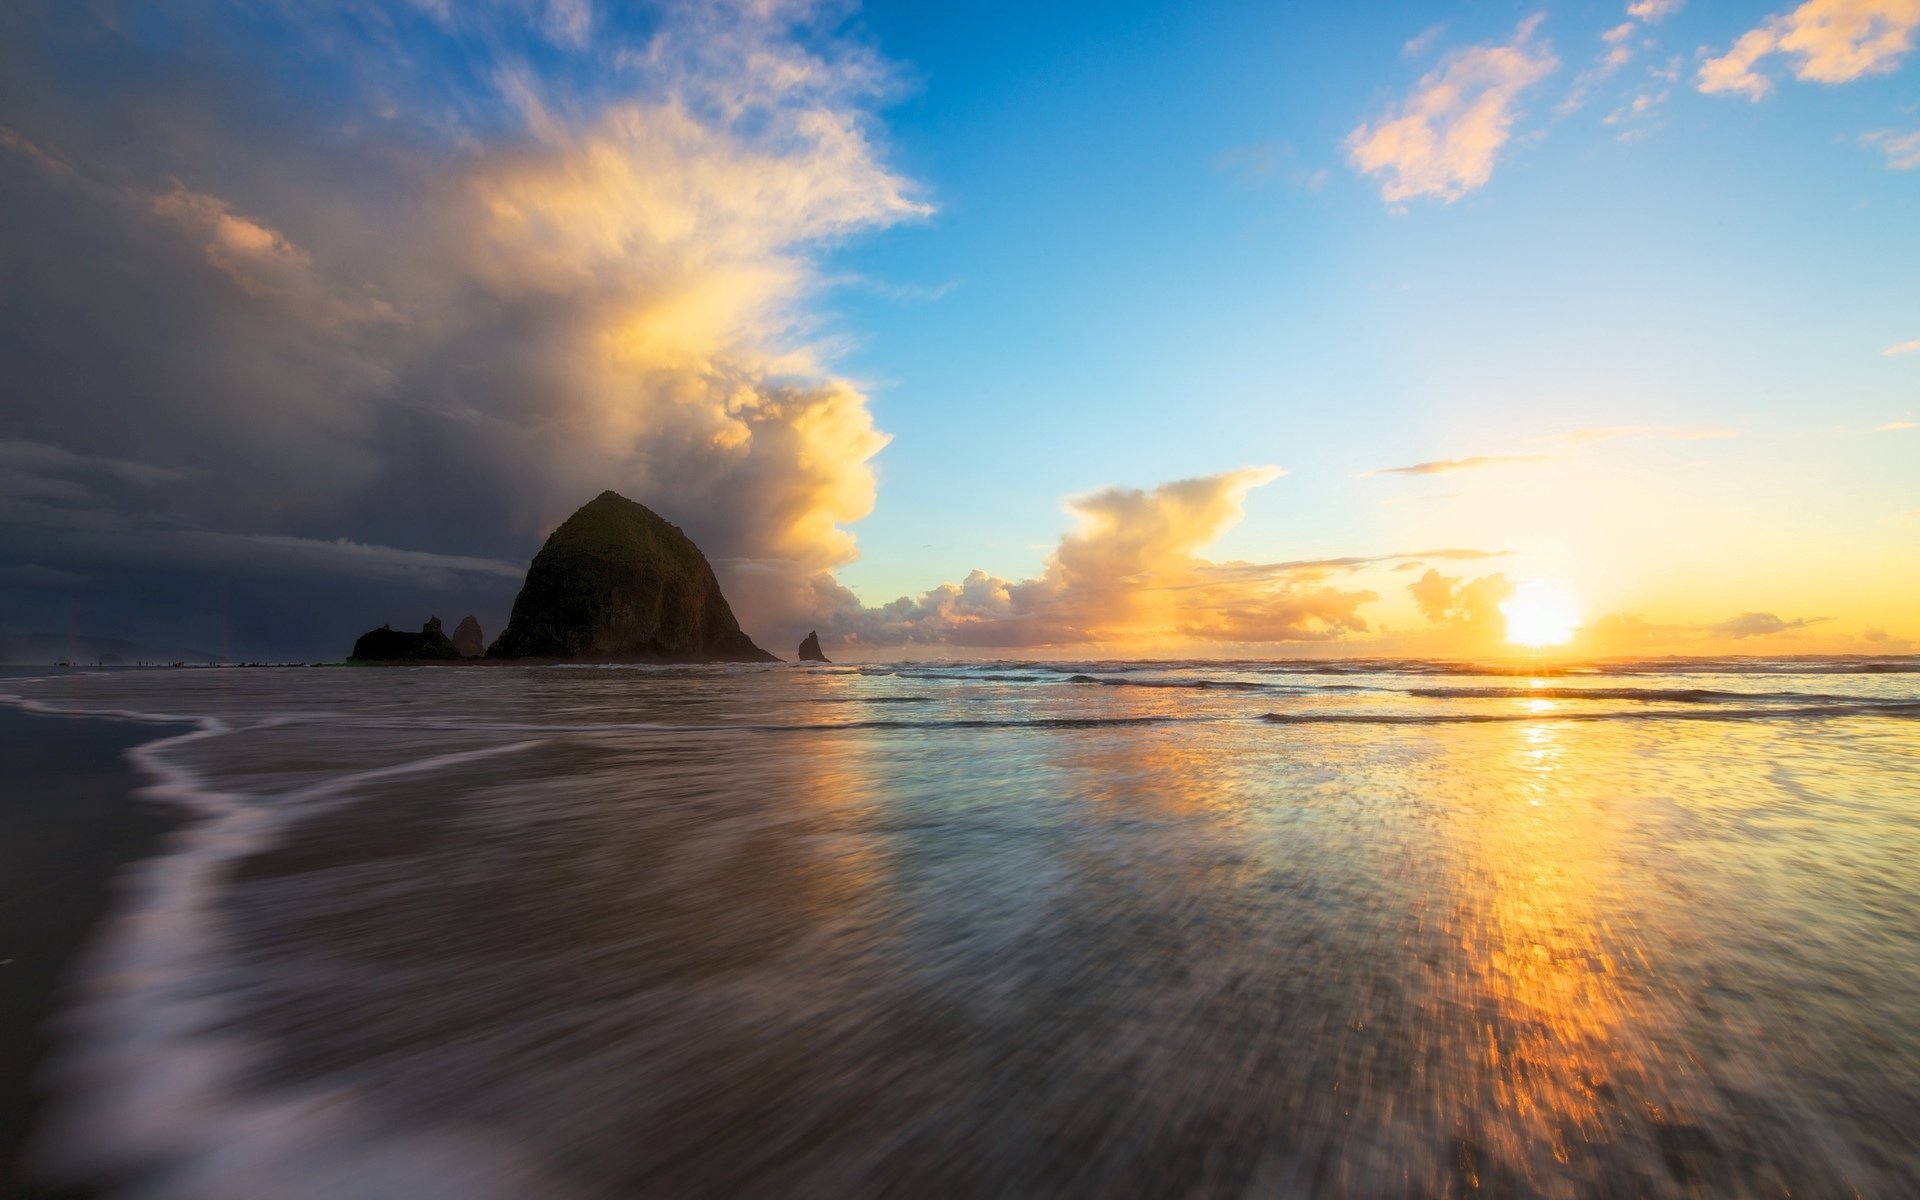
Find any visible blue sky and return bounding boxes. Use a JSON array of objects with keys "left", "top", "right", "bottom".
[
  {"left": 0, "top": 0, "right": 1914, "bottom": 658},
  {"left": 824, "top": 0, "right": 1919, "bottom": 611}
]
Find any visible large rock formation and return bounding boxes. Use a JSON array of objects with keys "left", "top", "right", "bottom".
[
  {"left": 487, "top": 491, "right": 777, "bottom": 663},
  {"left": 451, "top": 615, "right": 485, "bottom": 658},
  {"left": 798, "top": 631, "right": 829, "bottom": 663},
  {"left": 350, "top": 617, "right": 463, "bottom": 662}
]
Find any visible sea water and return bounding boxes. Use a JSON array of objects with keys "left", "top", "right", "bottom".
[{"left": 7, "top": 658, "right": 1920, "bottom": 1198}]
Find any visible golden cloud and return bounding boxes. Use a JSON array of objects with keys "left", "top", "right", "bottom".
[
  {"left": 1348, "top": 15, "right": 1559, "bottom": 203},
  {"left": 820, "top": 468, "right": 1381, "bottom": 650},
  {"left": 1627, "top": 0, "right": 1685, "bottom": 20},
  {"left": 1701, "top": 0, "right": 1920, "bottom": 99},
  {"left": 1407, "top": 567, "right": 1515, "bottom": 648}
]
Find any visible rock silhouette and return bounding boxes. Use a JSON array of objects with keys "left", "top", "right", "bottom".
[
  {"left": 487, "top": 491, "right": 776, "bottom": 663},
  {"left": 350, "top": 617, "right": 463, "bottom": 662},
  {"left": 451, "top": 615, "right": 485, "bottom": 658},
  {"left": 798, "top": 631, "right": 829, "bottom": 663}
]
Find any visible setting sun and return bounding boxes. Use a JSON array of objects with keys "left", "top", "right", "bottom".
[{"left": 1501, "top": 579, "right": 1582, "bottom": 647}]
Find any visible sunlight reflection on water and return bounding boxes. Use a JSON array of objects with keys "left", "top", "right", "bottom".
[{"left": 10, "top": 662, "right": 1920, "bottom": 1197}]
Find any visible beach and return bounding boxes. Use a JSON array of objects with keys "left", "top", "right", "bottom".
[
  {"left": 2, "top": 660, "right": 1918, "bottom": 1197},
  {"left": 0, "top": 697, "right": 178, "bottom": 1200}
]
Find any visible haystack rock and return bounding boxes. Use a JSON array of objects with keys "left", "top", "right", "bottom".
[
  {"left": 798, "top": 631, "right": 829, "bottom": 663},
  {"left": 350, "top": 617, "right": 463, "bottom": 662},
  {"left": 451, "top": 615, "right": 485, "bottom": 658},
  {"left": 487, "top": 491, "right": 777, "bottom": 664}
]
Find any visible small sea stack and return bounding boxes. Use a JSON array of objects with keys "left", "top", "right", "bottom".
[
  {"left": 798, "top": 631, "right": 829, "bottom": 663},
  {"left": 451, "top": 615, "right": 485, "bottom": 658},
  {"left": 350, "top": 617, "right": 463, "bottom": 662}
]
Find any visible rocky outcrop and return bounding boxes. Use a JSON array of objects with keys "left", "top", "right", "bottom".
[
  {"left": 451, "top": 615, "right": 485, "bottom": 658},
  {"left": 487, "top": 491, "right": 777, "bottom": 663},
  {"left": 350, "top": 617, "right": 463, "bottom": 662},
  {"left": 798, "top": 631, "right": 829, "bottom": 663}
]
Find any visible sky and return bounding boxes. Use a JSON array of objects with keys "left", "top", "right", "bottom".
[{"left": 0, "top": 0, "right": 1915, "bottom": 662}]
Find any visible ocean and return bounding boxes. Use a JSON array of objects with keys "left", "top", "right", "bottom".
[{"left": 6, "top": 657, "right": 1919, "bottom": 1198}]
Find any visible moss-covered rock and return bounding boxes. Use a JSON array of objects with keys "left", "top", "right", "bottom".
[{"left": 487, "top": 491, "right": 777, "bottom": 663}]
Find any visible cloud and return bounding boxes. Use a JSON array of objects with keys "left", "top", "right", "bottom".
[
  {"left": 1207, "top": 548, "right": 1506, "bottom": 579},
  {"left": 149, "top": 182, "right": 399, "bottom": 330},
  {"left": 1596, "top": 21, "right": 1641, "bottom": 76},
  {"left": 0, "top": 1, "right": 927, "bottom": 654},
  {"left": 98, "top": 528, "right": 524, "bottom": 588},
  {"left": 0, "top": 563, "right": 87, "bottom": 587},
  {"left": 1861, "top": 129, "right": 1920, "bottom": 173},
  {"left": 1362, "top": 454, "right": 1554, "bottom": 477},
  {"left": 1566, "top": 3, "right": 1685, "bottom": 113},
  {"left": 1406, "top": 568, "right": 1515, "bottom": 646},
  {"left": 1347, "top": 16, "right": 1560, "bottom": 203},
  {"left": 1700, "top": 0, "right": 1920, "bottom": 100},
  {"left": 540, "top": 0, "right": 595, "bottom": 49},
  {"left": 1628, "top": 0, "right": 1686, "bottom": 20},
  {"left": 0, "top": 460, "right": 523, "bottom": 588},
  {"left": 0, "top": 439, "right": 201, "bottom": 489},
  {"left": 1568, "top": 1, "right": 1683, "bottom": 111},
  {"left": 1886, "top": 339, "right": 1920, "bottom": 355},
  {"left": 1583, "top": 609, "right": 1871, "bottom": 651},
  {"left": 1604, "top": 89, "right": 1672, "bottom": 124},
  {"left": 1213, "top": 141, "right": 1331, "bottom": 191},
  {"left": 815, "top": 469, "right": 1381, "bottom": 649},
  {"left": 1404, "top": 25, "right": 1448, "bottom": 58},
  {"left": 1707, "top": 611, "right": 1829, "bottom": 638},
  {"left": 0, "top": 124, "right": 75, "bottom": 180},
  {"left": 1879, "top": 419, "right": 1918, "bottom": 430}
]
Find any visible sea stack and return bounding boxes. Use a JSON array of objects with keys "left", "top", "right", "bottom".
[
  {"left": 798, "top": 631, "right": 829, "bottom": 663},
  {"left": 451, "top": 615, "right": 485, "bottom": 658},
  {"left": 350, "top": 617, "right": 463, "bottom": 662},
  {"left": 487, "top": 491, "right": 777, "bottom": 663}
]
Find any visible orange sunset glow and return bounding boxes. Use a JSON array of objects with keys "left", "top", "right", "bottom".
[{"left": 2, "top": 3, "right": 1918, "bottom": 1198}]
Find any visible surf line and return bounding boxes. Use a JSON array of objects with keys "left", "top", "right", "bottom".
[{"left": 5, "top": 686, "right": 554, "bottom": 1197}]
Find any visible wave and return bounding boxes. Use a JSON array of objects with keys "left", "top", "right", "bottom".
[
  {"left": 1262, "top": 700, "right": 1920, "bottom": 726},
  {"left": 0, "top": 690, "right": 562, "bottom": 1198},
  {"left": 806, "top": 695, "right": 935, "bottom": 705},
  {"left": 860, "top": 656, "right": 1920, "bottom": 679},
  {"left": 726, "top": 714, "right": 1207, "bottom": 733},
  {"left": 856, "top": 669, "right": 1049, "bottom": 684},
  {"left": 1402, "top": 686, "right": 1863, "bottom": 704},
  {"left": 1063, "top": 674, "right": 1285, "bottom": 691}
]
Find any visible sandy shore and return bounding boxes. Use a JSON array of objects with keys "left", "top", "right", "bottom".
[{"left": 0, "top": 706, "right": 177, "bottom": 1199}]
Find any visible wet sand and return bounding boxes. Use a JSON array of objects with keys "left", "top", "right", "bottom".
[
  {"left": 0, "top": 708, "right": 175, "bottom": 1199},
  {"left": 3, "top": 663, "right": 1917, "bottom": 1196}
]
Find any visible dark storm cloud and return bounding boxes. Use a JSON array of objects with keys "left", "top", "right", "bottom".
[{"left": 0, "top": 0, "right": 924, "bottom": 659}]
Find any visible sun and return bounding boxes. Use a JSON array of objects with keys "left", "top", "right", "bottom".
[{"left": 1501, "top": 579, "right": 1583, "bottom": 648}]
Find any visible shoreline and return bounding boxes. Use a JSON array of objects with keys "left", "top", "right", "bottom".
[{"left": 0, "top": 706, "right": 179, "bottom": 1199}]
